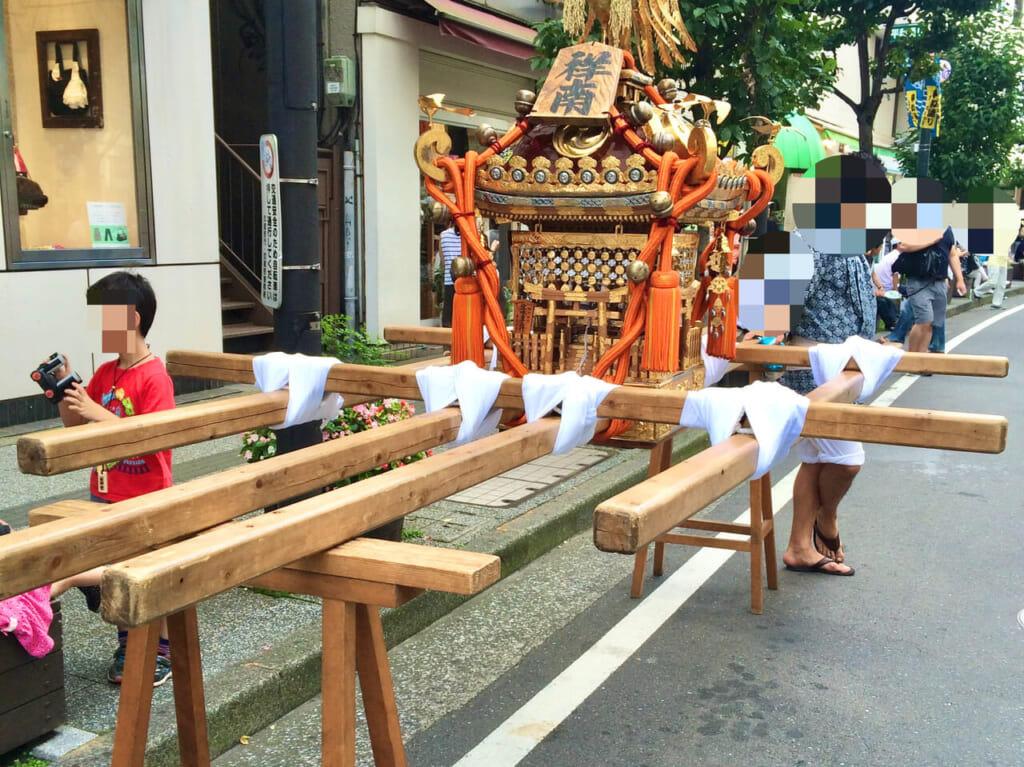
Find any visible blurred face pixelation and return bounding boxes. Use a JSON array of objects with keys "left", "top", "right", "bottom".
[
  {"left": 890, "top": 177, "right": 945, "bottom": 244},
  {"left": 101, "top": 304, "right": 139, "bottom": 354},
  {"left": 945, "top": 186, "right": 1019, "bottom": 256},
  {"left": 738, "top": 156, "right": 890, "bottom": 337},
  {"left": 791, "top": 155, "right": 891, "bottom": 257}
]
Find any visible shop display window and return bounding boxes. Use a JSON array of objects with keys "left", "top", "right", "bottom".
[{"left": 0, "top": 0, "right": 151, "bottom": 268}]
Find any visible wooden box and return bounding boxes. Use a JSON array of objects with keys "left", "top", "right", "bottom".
[{"left": 0, "top": 600, "right": 65, "bottom": 756}]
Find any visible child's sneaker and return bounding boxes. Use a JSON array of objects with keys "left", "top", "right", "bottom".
[
  {"left": 77, "top": 585, "right": 101, "bottom": 613},
  {"left": 107, "top": 645, "right": 126, "bottom": 684},
  {"left": 153, "top": 654, "right": 172, "bottom": 688},
  {"left": 106, "top": 646, "right": 174, "bottom": 688}
]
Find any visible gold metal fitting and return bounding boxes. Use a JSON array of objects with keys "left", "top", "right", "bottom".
[
  {"left": 451, "top": 256, "right": 475, "bottom": 279},
  {"left": 649, "top": 190, "right": 674, "bottom": 218},
  {"left": 625, "top": 260, "right": 651, "bottom": 283}
]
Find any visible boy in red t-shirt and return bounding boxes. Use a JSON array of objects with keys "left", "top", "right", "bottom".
[{"left": 54, "top": 270, "right": 175, "bottom": 687}]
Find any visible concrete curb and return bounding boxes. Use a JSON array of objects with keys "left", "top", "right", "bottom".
[{"left": 53, "top": 430, "right": 709, "bottom": 766}]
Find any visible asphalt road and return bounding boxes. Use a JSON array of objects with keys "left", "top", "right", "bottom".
[
  {"left": 406, "top": 299, "right": 1024, "bottom": 767},
  {"left": 213, "top": 296, "right": 1023, "bottom": 767}
]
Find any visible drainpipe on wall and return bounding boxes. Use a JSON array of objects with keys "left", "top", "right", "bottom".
[
  {"left": 265, "top": 0, "right": 321, "bottom": 457},
  {"left": 342, "top": 149, "right": 357, "bottom": 320},
  {"left": 354, "top": 137, "right": 366, "bottom": 326}
]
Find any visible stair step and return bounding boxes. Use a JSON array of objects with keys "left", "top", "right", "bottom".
[
  {"left": 222, "top": 323, "right": 274, "bottom": 339},
  {"left": 221, "top": 299, "right": 256, "bottom": 312}
]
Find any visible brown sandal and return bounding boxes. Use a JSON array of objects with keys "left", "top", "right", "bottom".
[{"left": 813, "top": 521, "right": 843, "bottom": 562}]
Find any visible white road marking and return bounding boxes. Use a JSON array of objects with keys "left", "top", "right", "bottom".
[{"left": 453, "top": 307, "right": 1018, "bottom": 766}]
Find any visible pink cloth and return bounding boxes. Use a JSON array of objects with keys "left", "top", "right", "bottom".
[{"left": 0, "top": 586, "right": 54, "bottom": 658}]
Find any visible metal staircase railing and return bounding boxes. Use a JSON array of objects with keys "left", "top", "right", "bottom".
[{"left": 215, "top": 134, "right": 262, "bottom": 290}]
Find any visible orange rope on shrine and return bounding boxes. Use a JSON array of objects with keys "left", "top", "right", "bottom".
[{"left": 420, "top": 51, "right": 777, "bottom": 440}]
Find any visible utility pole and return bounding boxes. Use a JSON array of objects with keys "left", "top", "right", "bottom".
[{"left": 265, "top": 0, "right": 322, "bottom": 456}]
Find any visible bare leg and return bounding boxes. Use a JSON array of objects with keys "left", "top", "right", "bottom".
[
  {"left": 812, "top": 464, "right": 860, "bottom": 562},
  {"left": 51, "top": 567, "right": 105, "bottom": 599},
  {"left": 783, "top": 463, "right": 852, "bottom": 574},
  {"left": 907, "top": 322, "right": 932, "bottom": 353}
]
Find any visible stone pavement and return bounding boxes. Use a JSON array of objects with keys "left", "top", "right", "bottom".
[{"left": 2, "top": 284, "right": 1017, "bottom": 766}]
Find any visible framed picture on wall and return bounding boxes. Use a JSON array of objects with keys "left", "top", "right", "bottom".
[{"left": 36, "top": 29, "right": 103, "bottom": 129}]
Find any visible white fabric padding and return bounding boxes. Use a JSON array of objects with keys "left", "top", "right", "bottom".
[
  {"left": 252, "top": 352, "right": 343, "bottom": 428},
  {"left": 740, "top": 381, "right": 809, "bottom": 478},
  {"left": 679, "top": 381, "right": 809, "bottom": 479},
  {"left": 679, "top": 387, "right": 745, "bottom": 445},
  {"left": 415, "top": 361, "right": 508, "bottom": 445},
  {"left": 808, "top": 336, "right": 903, "bottom": 401},
  {"left": 700, "top": 332, "right": 731, "bottom": 388},
  {"left": 521, "top": 372, "right": 618, "bottom": 454}
]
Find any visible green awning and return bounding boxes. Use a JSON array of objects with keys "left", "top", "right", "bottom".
[{"left": 772, "top": 113, "right": 826, "bottom": 171}]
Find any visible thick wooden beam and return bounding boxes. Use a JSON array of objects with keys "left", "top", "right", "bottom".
[
  {"left": 18, "top": 391, "right": 290, "bottom": 476},
  {"left": 100, "top": 419, "right": 565, "bottom": 627},
  {"left": 289, "top": 538, "right": 500, "bottom": 596},
  {"left": 166, "top": 351, "right": 1007, "bottom": 453},
  {"left": 28, "top": 500, "right": 107, "bottom": 526},
  {"left": 383, "top": 329, "right": 1010, "bottom": 379},
  {"left": 0, "top": 410, "right": 463, "bottom": 601},
  {"left": 594, "top": 372, "right": 860, "bottom": 554},
  {"left": 384, "top": 326, "right": 453, "bottom": 346},
  {"left": 18, "top": 355, "right": 450, "bottom": 477},
  {"left": 732, "top": 341, "right": 1008, "bottom": 378}
]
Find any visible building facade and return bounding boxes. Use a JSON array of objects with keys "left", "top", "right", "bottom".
[{"left": 0, "top": 0, "right": 222, "bottom": 425}]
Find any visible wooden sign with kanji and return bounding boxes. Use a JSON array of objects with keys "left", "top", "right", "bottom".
[{"left": 531, "top": 43, "right": 624, "bottom": 126}]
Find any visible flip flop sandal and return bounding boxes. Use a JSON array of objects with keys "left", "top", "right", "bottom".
[
  {"left": 813, "top": 521, "right": 843, "bottom": 562},
  {"left": 784, "top": 557, "right": 855, "bottom": 576}
]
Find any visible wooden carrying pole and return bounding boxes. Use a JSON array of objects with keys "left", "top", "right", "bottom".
[
  {"left": 0, "top": 410, "right": 463, "bottom": 601},
  {"left": 381, "top": 327, "right": 1010, "bottom": 378},
  {"left": 100, "top": 419, "right": 568, "bottom": 627},
  {"left": 595, "top": 371, "right": 861, "bottom": 555},
  {"left": 165, "top": 351, "right": 1008, "bottom": 454},
  {"left": 17, "top": 355, "right": 455, "bottom": 476},
  {"left": 731, "top": 341, "right": 1008, "bottom": 378}
]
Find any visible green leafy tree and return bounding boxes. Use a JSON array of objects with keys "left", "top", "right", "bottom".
[
  {"left": 892, "top": 11, "right": 1024, "bottom": 197},
  {"left": 532, "top": 1, "right": 837, "bottom": 153},
  {"left": 806, "top": 0, "right": 997, "bottom": 154}
]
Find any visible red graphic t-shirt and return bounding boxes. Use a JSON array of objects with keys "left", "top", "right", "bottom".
[{"left": 86, "top": 356, "right": 175, "bottom": 501}]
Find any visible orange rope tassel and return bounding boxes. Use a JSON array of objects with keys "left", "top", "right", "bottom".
[
  {"left": 641, "top": 270, "right": 682, "bottom": 372},
  {"left": 451, "top": 277, "right": 486, "bottom": 366}
]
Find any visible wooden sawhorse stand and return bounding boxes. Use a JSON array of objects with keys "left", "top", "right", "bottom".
[
  {"left": 107, "top": 538, "right": 498, "bottom": 767},
  {"left": 629, "top": 436, "right": 777, "bottom": 613},
  {"left": 28, "top": 499, "right": 499, "bottom": 767}
]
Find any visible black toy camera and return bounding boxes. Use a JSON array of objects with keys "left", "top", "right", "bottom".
[{"left": 31, "top": 353, "right": 82, "bottom": 404}]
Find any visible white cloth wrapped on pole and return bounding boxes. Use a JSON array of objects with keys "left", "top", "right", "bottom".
[
  {"left": 521, "top": 371, "right": 618, "bottom": 454},
  {"left": 415, "top": 360, "right": 508, "bottom": 445},
  {"left": 808, "top": 335, "right": 903, "bottom": 401},
  {"left": 252, "top": 352, "right": 344, "bottom": 428},
  {"left": 680, "top": 381, "right": 809, "bottom": 479}
]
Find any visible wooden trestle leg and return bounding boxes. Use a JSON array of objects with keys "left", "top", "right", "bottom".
[
  {"left": 111, "top": 621, "right": 163, "bottom": 767},
  {"left": 322, "top": 600, "right": 358, "bottom": 767},
  {"left": 355, "top": 604, "right": 407, "bottom": 767},
  {"left": 631, "top": 436, "right": 675, "bottom": 598},
  {"left": 167, "top": 607, "right": 211, "bottom": 767}
]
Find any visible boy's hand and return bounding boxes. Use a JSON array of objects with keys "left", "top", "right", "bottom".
[
  {"left": 54, "top": 353, "right": 71, "bottom": 379},
  {"left": 63, "top": 382, "right": 113, "bottom": 422}
]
